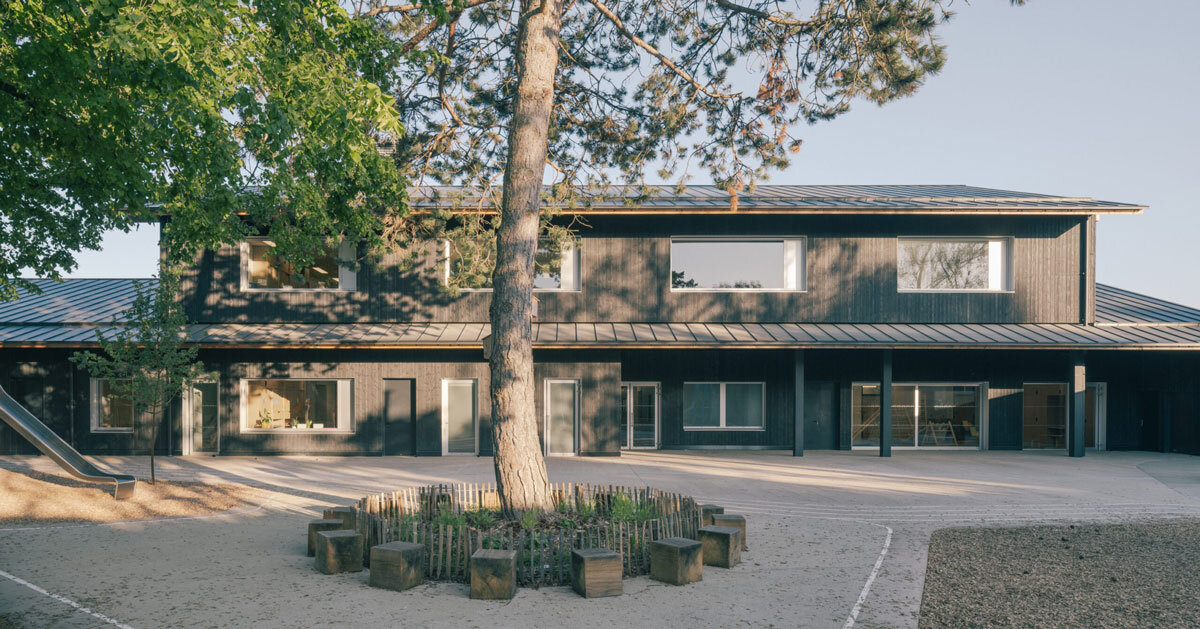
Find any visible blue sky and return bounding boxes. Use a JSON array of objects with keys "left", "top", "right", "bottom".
[{"left": 67, "top": 0, "right": 1200, "bottom": 307}]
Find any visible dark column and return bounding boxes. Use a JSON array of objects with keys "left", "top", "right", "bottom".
[
  {"left": 880, "top": 349, "right": 893, "bottom": 457},
  {"left": 793, "top": 349, "right": 805, "bottom": 457},
  {"left": 1068, "top": 351, "right": 1086, "bottom": 457}
]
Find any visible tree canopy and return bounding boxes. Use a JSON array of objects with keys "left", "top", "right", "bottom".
[{"left": 0, "top": 0, "right": 409, "bottom": 299}]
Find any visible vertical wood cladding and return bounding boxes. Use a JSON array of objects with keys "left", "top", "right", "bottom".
[{"left": 177, "top": 215, "right": 1084, "bottom": 325}]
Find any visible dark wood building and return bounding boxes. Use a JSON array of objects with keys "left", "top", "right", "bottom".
[{"left": 3, "top": 185, "right": 1199, "bottom": 458}]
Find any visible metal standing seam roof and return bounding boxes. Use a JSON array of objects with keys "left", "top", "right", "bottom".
[
  {"left": 4, "top": 278, "right": 1200, "bottom": 349},
  {"left": 409, "top": 184, "right": 1144, "bottom": 214}
]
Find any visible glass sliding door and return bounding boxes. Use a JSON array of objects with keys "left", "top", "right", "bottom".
[
  {"left": 1022, "top": 383, "right": 1067, "bottom": 449},
  {"left": 185, "top": 381, "right": 220, "bottom": 454},
  {"left": 442, "top": 379, "right": 477, "bottom": 455},
  {"left": 545, "top": 380, "right": 578, "bottom": 456},
  {"left": 852, "top": 383, "right": 983, "bottom": 449},
  {"left": 621, "top": 383, "right": 659, "bottom": 449}
]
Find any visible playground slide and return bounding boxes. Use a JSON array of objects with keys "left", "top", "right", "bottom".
[{"left": 0, "top": 385, "right": 136, "bottom": 499}]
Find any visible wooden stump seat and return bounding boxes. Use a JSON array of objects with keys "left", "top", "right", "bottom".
[
  {"left": 700, "top": 504, "right": 724, "bottom": 526},
  {"left": 369, "top": 541, "right": 425, "bottom": 591},
  {"left": 322, "top": 506, "right": 356, "bottom": 531},
  {"left": 470, "top": 549, "right": 517, "bottom": 600},
  {"left": 315, "top": 530, "right": 364, "bottom": 574},
  {"left": 699, "top": 525, "right": 743, "bottom": 568},
  {"left": 649, "top": 537, "right": 703, "bottom": 586},
  {"left": 711, "top": 513, "right": 747, "bottom": 550},
  {"left": 307, "top": 518, "right": 346, "bottom": 557},
  {"left": 570, "top": 548, "right": 622, "bottom": 598}
]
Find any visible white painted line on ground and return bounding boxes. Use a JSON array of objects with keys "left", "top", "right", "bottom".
[
  {"left": 0, "top": 568, "right": 135, "bottom": 629},
  {"left": 843, "top": 523, "right": 893, "bottom": 629}
]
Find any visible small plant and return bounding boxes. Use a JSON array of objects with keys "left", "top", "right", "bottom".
[
  {"left": 558, "top": 516, "right": 577, "bottom": 531},
  {"left": 305, "top": 417, "right": 313, "bottom": 429},
  {"left": 465, "top": 508, "right": 497, "bottom": 529},
  {"left": 554, "top": 499, "right": 570, "bottom": 513},
  {"left": 634, "top": 501, "right": 656, "bottom": 522},
  {"left": 258, "top": 408, "right": 272, "bottom": 429},
  {"left": 519, "top": 509, "right": 538, "bottom": 531},
  {"left": 576, "top": 499, "right": 595, "bottom": 521},
  {"left": 433, "top": 504, "right": 466, "bottom": 527},
  {"left": 610, "top": 494, "right": 636, "bottom": 522}
]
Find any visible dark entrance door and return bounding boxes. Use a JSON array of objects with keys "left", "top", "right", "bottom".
[
  {"left": 383, "top": 379, "right": 415, "bottom": 455},
  {"left": 804, "top": 381, "right": 838, "bottom": 450}
]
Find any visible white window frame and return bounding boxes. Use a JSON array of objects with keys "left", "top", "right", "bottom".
[
  {"left": 238, "top": 378, "right": 353, "bottom": 433},
  {"left": 90, "top": 378, "right": 135, "bottom": 433},
  {"left": 441, "top": 378, "right": 479, "bottom": 455},
  {"left": 849, "top": 381, "right": 987, "bottom": 450},
  {"left": 896, "top": 236, "right": 1013, "bottom": 293},
  {"left": 620, "top": 381, "right": 661, "bottom": 450},
  {"left": 543, "top": 379, "right": 580, "bottom": 456},
  {"left": 240, "top": 239, "right": 357, "bottom": 292},
  {"left": 443, "top": 240, "right": 581, "bottom": 292},
  {"left": 669, "top": 237, "right": 806, "bottom": 292},
  {"left": 681, "top": 381, "right": 766, "bottom": 431}
]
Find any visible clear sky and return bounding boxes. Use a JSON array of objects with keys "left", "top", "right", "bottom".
[{"left": 64, "top": 0, "right": 1200, "bottom": 307}]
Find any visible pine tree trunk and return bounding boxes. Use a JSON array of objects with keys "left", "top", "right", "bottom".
[{"left": 489, "top": 0, "right": 565, "bottom": 516}]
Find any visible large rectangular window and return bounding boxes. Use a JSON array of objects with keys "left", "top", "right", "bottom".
[
  {"left": 682, "top": 382, "right": 764, "bottom": 430},
  {"left": 1022, "top": 383, "right": 1066, "bottom": 449},
  {"left": 241, "top": 379, "right": 352, "bottom": 431},
  {"left": 671, "top": 238, "right": 805, "bottom": 291},
  {"left": 852, "top": 383, "right": 982, "bottom": 448},
  {"left": 90, "top": 378, "right": 134, "bottom": 432},
  {"left": 897, "top": 238, "right": 1011, "bottom": 291},
  {"left": 445, "top": 239, "right": 580, "bottom": 291},
  {"left": 242, "top": 240, "right": 356, "bottom": 291}
]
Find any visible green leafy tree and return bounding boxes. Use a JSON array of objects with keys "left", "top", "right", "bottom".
[
  {"left": 0, "top": 0, "right": 409, "bottom": 299},
  {"left": 357, "top": 0, "right": 1024, "bottom": 513},
  {"left": 70, "top": 268, "right": 204, "bottom": 483}
]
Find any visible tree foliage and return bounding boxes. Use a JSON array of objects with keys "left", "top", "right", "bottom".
[
  {"left": 0, "top": 0, "right": 409, "bottom": 299},
  {"left": 70, "top": 267, "right": 203, "bottom": 483}
]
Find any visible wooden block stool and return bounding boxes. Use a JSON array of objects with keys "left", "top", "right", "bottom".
[
  {"left": 570, "top": 548, "right": 622, "bottom": 598},
  {"left": 649, "top": 537, "right": 702, "bottom": 586},
  {"left": 470, "top": 549, "right": 517, "bottom": 600},
  {"left": 712, "top": 513, "right": 747, "bottom": 550},
  {"left": 307, "top": 518, "right": 346, "bottom": 557},
  {"left": 322, "top": 506, "right": 356, "bottom": 531},
  {"left": 369, "top": 541, "right": 425, "bottom": 591},
  {"left": 700, "top": 504, "right": 724, "bottom": 526},
  {"left": 699, "top": 525, "right": 742, "bottom": 568},
  {"left": 315, "top": 530, "right": 364, "bottom": 574}
]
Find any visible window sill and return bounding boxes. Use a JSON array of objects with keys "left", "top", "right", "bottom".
[
  {"left": 897, "top": 289, "right": 1014, "bottom": 294},
  {"left": 239, "top": 428, "right": 353, "bottom": 434},
  {"left": 455, "top": 288, "right": 581, "bottom": 293},
  {"left": 91, "top": 427, "right": 134, "bottom": 433},
  {"left": 681, "top": 426, "right": 766, "bottom": 432},
  {"left": 670, "top": 289, "right": 806, "bottom": 293}
]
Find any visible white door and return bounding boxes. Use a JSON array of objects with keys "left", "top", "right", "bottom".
[
  {"left": 621, "top": 382, "right": 660, "bottom": 449},
  {"left": 545, "top": 380, "right": 579, "bottom": 456},
  {"left": 183, "top": 380, "right": 219, "bottom": 455}
]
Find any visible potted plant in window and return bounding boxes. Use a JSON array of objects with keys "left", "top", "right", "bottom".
[
  {"left": 305, "top": 417, "right": 313, "bottom": 429},
  {"left": 258, "top": 408, "right": 272, "bottom": 429}
]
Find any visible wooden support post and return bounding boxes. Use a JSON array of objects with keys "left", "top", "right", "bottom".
[
  {"left": 880, "top": 349, "right": 893, "bottom": 458},
  {"left": 1069, "top": 351, "right": 1086, "bottom": 458},
  {"left": 793, "top": 349, "right": 805, "bottom": 457}
]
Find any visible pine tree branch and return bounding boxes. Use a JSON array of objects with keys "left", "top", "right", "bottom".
[
  {"left": 710, "top": 0, "right": 813, "bottom": 27},
  {"left": 584, "top": 0, "right": 735, "bottom": 100}
]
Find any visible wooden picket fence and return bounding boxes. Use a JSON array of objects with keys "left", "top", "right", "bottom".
[{"left": 351, "top": 483, "right": 702, "bottom": 587}]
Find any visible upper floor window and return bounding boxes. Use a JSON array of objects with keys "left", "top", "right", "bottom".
[
  {"left": 670, "top": 238, "right": 805, "bottom": 291},
  {"left": 444, "top": 239, "right": 581, "bottom": 292},
  {"left": 897, "top": 238, "right": 1012, "bottom": 292},
  {"left": 241, "top": 239, "right": 357, "bottom": 291}
]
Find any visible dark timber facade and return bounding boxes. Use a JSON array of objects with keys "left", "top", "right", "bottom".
[{"left": 2, "top": 185, "right": 1199, "bottom": 458}]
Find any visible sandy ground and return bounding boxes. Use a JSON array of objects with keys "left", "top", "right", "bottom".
[
  {"left": 920, "top": 520, "right": 1200, "bottom": 628},
  {"left": 1, "top": 450, "right": 1199, "bottom": 628},
  {"left": 0, "top": 467, "right": 262, "bottom": 525}
]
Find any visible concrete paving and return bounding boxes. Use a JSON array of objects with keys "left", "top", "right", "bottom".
[{"left": 2, "top": 450, "right": 1199, "bottom": 628}]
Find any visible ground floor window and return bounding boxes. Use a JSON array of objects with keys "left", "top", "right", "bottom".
[
  {"left": 241, "top": 379, "right": 352, "bottom": 431},
  {"left": 852, "top": 383, "right": 982, "bottom": 448},
  {"left": 90, "top": 378, "right": 134, "bottom": 432},
  {"left": 682, "top": 382, "right": 765, "bottom": 430},
  {"left": 1022, "top": 383, "right": 1066, "bottom": 449}
]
